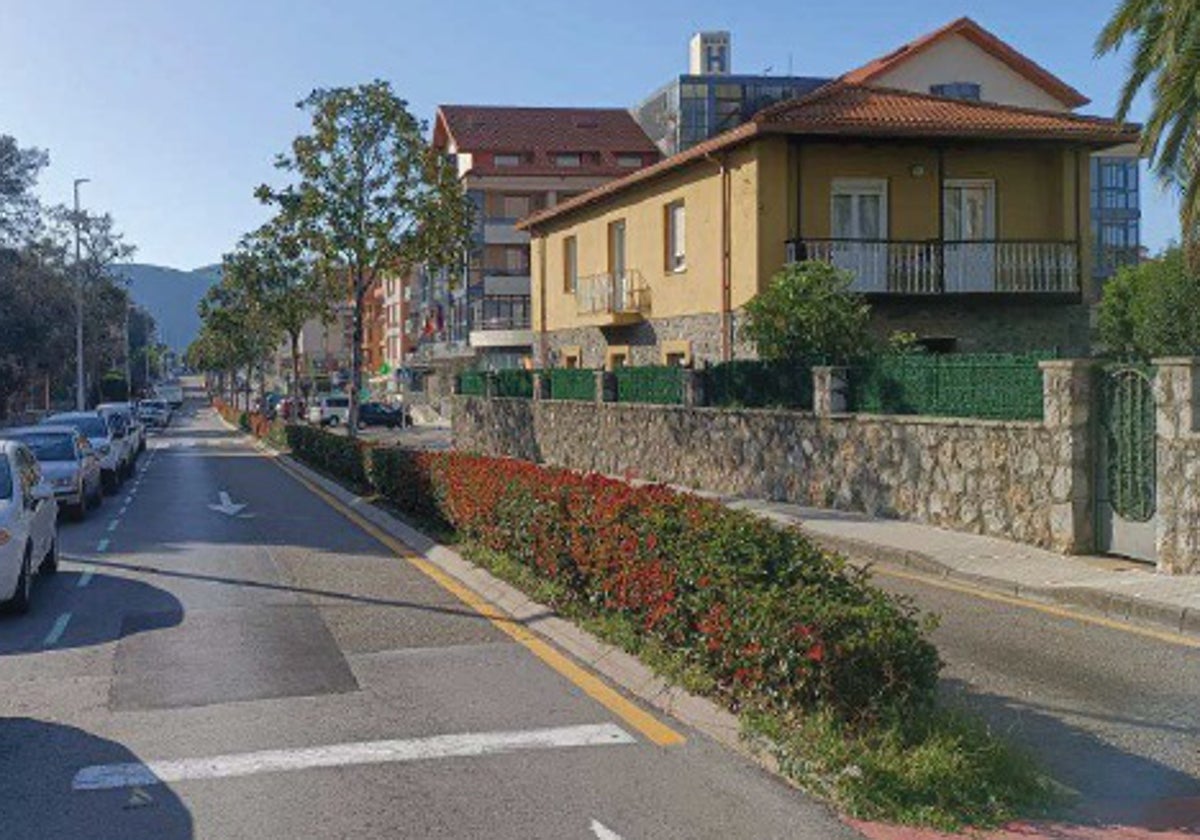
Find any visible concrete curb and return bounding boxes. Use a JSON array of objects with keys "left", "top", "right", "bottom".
[
  {"left": 260, "top": 445, "right": 795, "bottom": 784},
  {"left": 809, "top": 530, "right": 1200, "bottom": 640}
]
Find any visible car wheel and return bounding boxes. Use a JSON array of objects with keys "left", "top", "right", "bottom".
[
  {"left": 40, "top": 539, "right": 58, "bottom": 575},
  {"left": 89, "top": 482, "right": 103, "bottom": 509},
  {"left": 102, "top": 472, "right": 118, "bottom": 495},
  {"left": 328, "top": 416, "right": 340, "bottom": 427},
  {"left": 6, "top": 548, "right": 32, "bottom": 614}
]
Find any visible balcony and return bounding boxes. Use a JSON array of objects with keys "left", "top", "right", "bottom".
[
  {"left": 575, "top": 270, "right": 651, "bottom": 326},
  {"left": 483, "top": 221, "right": 530, "bottom": 246},
  {"left": 785, "top": 239, "right": 1080, "bottom": 295},
  {"left": 469, "top": 295, "right": 534, "bottom": 349}
]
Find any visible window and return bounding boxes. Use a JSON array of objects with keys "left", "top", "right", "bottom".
[
  {"left": 929, "top": 82, "right": 981, "bottom": 101},
  {"left": 616, "top": 154, "right": 643, "bottom": 168},
  {"left": 606, "top": 347, "right": 630, "bottom": 370},
  {"left": 831, "top": 179, "right": 887, "bottom": 240},
  {"left": 563, "top": 236, "right": 578, "bottom": 293},
  {"left": 555, "top": 153, "right": 582, "bottom": 168},
  {"left": 494, "top": 154, "right": 521, "bottom": 167},
  {"left": 505, "top": 246, "right": 528, "bottom": 273},
  {"left": 501, "top": 194, "right": 531, "bottom": 219},
  {"left": 608, "top": 220, "right": 626, "bottom": 278},
  {"left": 0, "top": 456, "right": 11, "bottom": 501},
  {"left": 665, "top": 201, "right": 686, "bottom": 271}
]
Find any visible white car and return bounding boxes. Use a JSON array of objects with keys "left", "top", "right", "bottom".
[
  {"left": 0, "top": 440, "right": 58, "bottom": 613},
  {"left": 307, "top": 395, "right": 350, "bottom": 427},
  {"left": 138, "top": 399, "right": 171, "bottom": 428},
  {"left": 99, "top": 402, "right": 145, "bottom": 455},
  {"left": 0, "top": 426, "right": 103, "bottom": 520},
  {"left": 43, "top": 412, "right": 123, "bottom": 493}
]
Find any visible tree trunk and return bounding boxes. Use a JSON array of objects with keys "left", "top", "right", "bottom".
[
  {"left": 289, "top": 329, "right": 301, "bottom": 424},
  {"left": 348, "top": 270, "right": 365, "bottom": 439}
]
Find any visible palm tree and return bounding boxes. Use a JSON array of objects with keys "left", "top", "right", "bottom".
[{"left": 1097, "top": 0, "right": 1200, "bottom": 250}]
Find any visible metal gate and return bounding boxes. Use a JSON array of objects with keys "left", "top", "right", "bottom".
[{"left": 1096, "top": 364, "right": 1157, "bottom": 562}]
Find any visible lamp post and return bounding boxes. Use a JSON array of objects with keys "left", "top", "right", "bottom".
[{"left": 73, "top": 177, "right": 90, "bottom": 411}]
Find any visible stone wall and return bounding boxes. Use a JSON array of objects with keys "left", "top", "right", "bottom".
[
  {"left": 867, "top": 298, "right": 1092, "bottom": 355},
  {"left": 453, "top": 378, "right": 1084, "bottom": 552},
  {"left": 1155, "top": 359, "right": 1200, "bottom": 574},
  {"left": 539, "top": 312, "right": 755, "bottom": 368}
]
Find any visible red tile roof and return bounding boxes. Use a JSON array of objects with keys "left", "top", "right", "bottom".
[
  {"left": 518, "top": 82, "right": 1138, "bottom": 231},
  {"left": 433, "top": 105, "right": 659, "bottom": 175},
  {"left": 841, "top": 17, "right": 1089, "bottom": 109}
]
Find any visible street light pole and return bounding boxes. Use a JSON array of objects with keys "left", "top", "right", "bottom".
[{"left": 73, "top": 177, "right": 90, "bottom": 411}]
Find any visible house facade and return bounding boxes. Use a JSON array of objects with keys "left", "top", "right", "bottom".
[
  {"left": 408, "top": 106, "right": 660, "bottom": 373},
  {"left": 521, "top": 81, "right": 1136, "bottom": 369}
]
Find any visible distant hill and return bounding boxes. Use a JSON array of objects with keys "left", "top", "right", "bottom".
[{"left": 115, "top": 263, "right": 221, "bottom": 351}]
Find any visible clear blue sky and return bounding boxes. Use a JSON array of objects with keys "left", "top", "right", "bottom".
[{"left": 1, "top": 0, "right": 1177, "bottom": 269}]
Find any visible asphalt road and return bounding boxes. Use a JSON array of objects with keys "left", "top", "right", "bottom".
[
  {"left": 869, "top": 567, "right": 1200, "bottom": 825},
  {"left": 0, "top": 390, "right": 855, "bottom": 840}
]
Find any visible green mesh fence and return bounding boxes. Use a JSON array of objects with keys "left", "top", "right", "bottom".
[
  {"left": 548, "top": 368, "right": 596, "bottom": 401},
  {"left": 494, "top": 369, "right": 535, "bottom": 398},
  {"left": 614, "top": 365, "right": 684, "bottom": 405},
  {"left": 457, "top": 371, "right": 486, "bottom": 396},
  {"left": 704, "top": 359, "right": 819, "bottom": 409},
  {"left": 847, "top": 354, "right": 1048, "bottom": 421}
]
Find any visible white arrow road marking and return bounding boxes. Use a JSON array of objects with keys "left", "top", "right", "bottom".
[
  {"left": 72, "top": 723, "right": 635, "bottom": 791},
  {"left": 207, "top": 491, "right": 247, "bottom": 517},
  {"left": 591, "top": 820, "right": 626, "bottom": 839}
]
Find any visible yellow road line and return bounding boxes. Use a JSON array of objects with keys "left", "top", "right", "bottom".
[
  {"left": 269, "top": 455, "right": 686, "bottom": 747},
  {"left": 872, "top": 564, "right": 1200, "bottom": 650}
]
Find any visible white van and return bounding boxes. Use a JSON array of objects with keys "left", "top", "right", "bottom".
[{"left": 307, "top": 395, "right": 351, "bottom": 427}]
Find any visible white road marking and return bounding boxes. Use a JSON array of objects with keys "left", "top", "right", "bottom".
[
  {"left": 73, "top": 723, "right": 635, "bottom": 791},
  {"left": 106, "top": 520, "right": 119, "bottom": 532},
  {"left": 43, "top": 612, "right": 72, "bottom": 647},
  {"left": 591, "top": 820, "right": 626, "bottom": 840},
  {"left": 77, "top": 568, "right": 94, "bottom": 588},
  {"left": 119, "top": 505, "right": 129, "bottom": 515},
  {"left": 96, "top": 538, "right": 109, "bottom": 553},
  {"left": 208, "top": 490, "right": 247, "bottom": 517}
]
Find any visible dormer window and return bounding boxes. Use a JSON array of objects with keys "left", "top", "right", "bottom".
[
  {"left": 494, "top": 154, "right": 521, "bottom": 167},
  {"left": 617, "top": 154, "right": 644, "bottom": 167},
  {"left": 929, "top": 82, "right": 981, "bottom": 101},
  {"left": 555, "top": 153, "right": 582, "bottom": 168}
]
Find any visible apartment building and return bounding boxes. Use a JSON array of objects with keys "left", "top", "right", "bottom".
[
  {"left": 408, "top": 105, "right": 660, "bottom": 372},
  {"left": 520, "top": 20, "right": 1137, "bottom": 368}
]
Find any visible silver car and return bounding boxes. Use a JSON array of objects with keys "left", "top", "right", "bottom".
[
  {"left": 0, "top": 440, "right": 58, "bottom": 613},
  {"left": 1, "top": 426, "right": 103, "bottom": 520},
  {"left": 42, "top": 412, "right": 123, "bottom": 493}
]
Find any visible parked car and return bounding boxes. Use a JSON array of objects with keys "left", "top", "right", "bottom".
[
  {"left": 98, "top": 402, "right": 145, "bottom": 456},
  {"left": 42, "top": 412, "right": 123, "bottom": 493},
  {"left": 99, "top": 411, "right": 136, "bottom": 479},
  {"left": 0, "top": 440, "right": 58, "bottom": 613},
  {"left": 357, "top": 402, "right": 410, "bottom": 429},
  {"left": 307, "top": 395, "right": 350, "bottom": 427},
  {"left": 0, "top": 427, "right": 102, "bottom": 520},
  {"left": 139, "top": 399, "right": 171, "bottom": 428},
  {"left": 155, "top": 382, "right": 184, "bottom": 409}
]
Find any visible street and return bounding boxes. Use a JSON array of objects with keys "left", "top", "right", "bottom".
[
  {"left": 0, "top": 391, "right": 854, "bottom": 840},
  {"left": 871, "top": 568, "right": 1200, "bottom": 826}
]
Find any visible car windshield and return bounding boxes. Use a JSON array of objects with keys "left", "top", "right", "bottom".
[
  {"left": 48, "top": 415, "right": 108, "bottom": 438},
  {"left": 0, "top": 457, "right": 10, "bottom": 500},
  {"left": 10, "top": 433, "right": 75, "bottom": 461}
]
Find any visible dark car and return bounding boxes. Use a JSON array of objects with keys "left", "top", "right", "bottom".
[{"left": 357, "top": 402, "right": 409, "bottom": 429}]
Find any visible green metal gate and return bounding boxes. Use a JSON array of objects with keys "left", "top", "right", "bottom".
[{"left": 1096, "top": 364, "right": 1157, "bottom": 562}]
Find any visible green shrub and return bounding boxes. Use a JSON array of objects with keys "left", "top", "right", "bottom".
[
  {"left": 284, "top": 424, "right": 370, "bottom": 488},
  {"left": 744, "top": 261, "right": 870, "bottom": 362},
  {"left": 1098, "top": 247, "right": 1200, "bottom": 358}
]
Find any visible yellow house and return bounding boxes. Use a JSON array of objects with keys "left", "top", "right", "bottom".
[{"left": 518, "top": 82, "right": 1136, "bottom": 369}]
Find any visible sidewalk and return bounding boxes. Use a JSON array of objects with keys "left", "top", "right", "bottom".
[{"left": 721, "top": 497, "right": 1200, "bottom": 639}]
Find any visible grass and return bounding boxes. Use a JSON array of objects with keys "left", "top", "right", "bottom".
[{"left": 460, "top": 542, "right": 1066, "bottom": 832}]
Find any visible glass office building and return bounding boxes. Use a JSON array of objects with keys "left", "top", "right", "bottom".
[{"left": 1090, "top": 155, "right": 1141, "bottom": 283}]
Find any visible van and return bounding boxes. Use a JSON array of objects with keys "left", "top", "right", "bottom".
[{"left": 307, "top": 395, "right": 351, "bottom": 427}]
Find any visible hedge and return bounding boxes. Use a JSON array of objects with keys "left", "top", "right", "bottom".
[
  {"left": 284, "top": 424, "right": 371, "bottom": 489},
  {"left": 368, "top": 447, "right": 940, "bottom": 723}
]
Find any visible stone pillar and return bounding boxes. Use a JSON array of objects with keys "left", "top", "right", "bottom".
[
  {"left": 1153, "top": 358, "right": 1200, "bottom": 573},
  {"left": 448, "top": 373, "right": 460, "bottom": 396},
  {"left": 596, "top": 370, "right": 617, "bottom": 404},
  {"left": 812, "top": 366, "right": 848, "bottom": 416},
  {"left": 483, "top": 371, "right": 497, "bottom": 399},
  {"left": 1039, "top": 359, "right": 1095, "bottom": 554},
  {"left": 532, "top": 371, "right": 550, "bottom": 401},
  {"left": 682, "top": 369, "right": 706, "bottom": 408}
]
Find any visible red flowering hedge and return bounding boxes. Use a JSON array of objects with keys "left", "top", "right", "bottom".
[{"left": 369, "top": 447, "right": 940, "bottom": 723}]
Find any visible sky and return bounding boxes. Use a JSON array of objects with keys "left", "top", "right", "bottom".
[{"left": 1, "top": 0, "right": 1178, "bottom": 269}]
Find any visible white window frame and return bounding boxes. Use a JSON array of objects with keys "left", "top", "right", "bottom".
[
  {"left": 555, "top": 153, "right": 582, "bottom": 168},
  {"left": 563, "top": 236, "right": 578, "bottom": 293},
  {"left": 494, "top": 154, "right": 521, "bottom": 167},
  {"left": 666, "top": 201, "right": 686, "bottom": 272},
  {"left": 830, "top": 178, "right": 888, "bottom": 240},
  {"left": 616, "top": 154, "right": 643, "bottom": 168}
]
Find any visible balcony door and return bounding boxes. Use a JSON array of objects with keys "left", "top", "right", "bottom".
[
  {"left": 830, "top": 179, "right": 888, "bottom": 292},
  {"left": 943, "top": 180, "right": 996, "bottom": 292},
  {"left": 609, "top": 219, "right": 627, "bottom": 309}
]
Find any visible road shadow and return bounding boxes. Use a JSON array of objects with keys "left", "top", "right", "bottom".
[
  {"left": 0, "top": 717, "right": 193, "bottom": 839},
  {"left": 942, "top": 678, "right": 1200, "bottom": 831},
  {"left": 0, "top": 571, "right": 183, "bottom": 656}
]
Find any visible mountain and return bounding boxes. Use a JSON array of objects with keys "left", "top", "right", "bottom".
[{"left": 116, "top": 263, "right": 221, "bottom": 351}]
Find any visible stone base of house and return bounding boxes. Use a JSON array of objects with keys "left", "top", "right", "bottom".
[
  {"left": 867, "top": 298, "right": 1092, "bottom": 356},
  {"left": 538, "top": 312, "right": 756, "bottom": 368}
]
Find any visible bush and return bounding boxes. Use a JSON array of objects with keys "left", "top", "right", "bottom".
[
  {"left": 370, "top": 450, "right": 940, "bottom": 723},
  {"left": 744, "top": 261, "right": 870, "bottom": 362},
  {"left": 284, "top": 424, "right": 370, "bottom": 488},
  {"left": 1098, "top": 247, "right": 1200, "bottom": 358}
]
